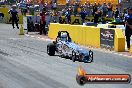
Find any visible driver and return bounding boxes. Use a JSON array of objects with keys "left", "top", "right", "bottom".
[{"left": 61, "top": 33, "right": 68, "bottom": 41}]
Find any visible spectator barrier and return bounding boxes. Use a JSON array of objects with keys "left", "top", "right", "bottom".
[{"left": 48, "top": 23, "right": 125, "bottom": 52}]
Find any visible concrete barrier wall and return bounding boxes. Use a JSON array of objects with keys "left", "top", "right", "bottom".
[
  {"left": 48, "top": 23, "right": 60, "bottom": 39},
  {"left": 0, "top": 7, "right": 9, "bottom": 23},
  {"left": 114, "top": 28, "right": 125, "bottom": 52},
  {"left": 48, "top": 23, "right": 125, "bottom": 52},
  {"left": 82, "top": 26, "right": 100, "bottom": 48}
]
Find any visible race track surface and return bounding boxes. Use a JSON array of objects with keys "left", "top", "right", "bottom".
[{"left": 0, "top": 24, "right": 132, "bottom": 88}]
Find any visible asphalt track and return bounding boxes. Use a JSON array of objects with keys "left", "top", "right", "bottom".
[{"left": 0, "top": 24, "right": 132, "bottom": 88}]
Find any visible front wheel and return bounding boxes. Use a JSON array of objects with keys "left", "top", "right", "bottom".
[
  {"left": 88, "top": 50, "right": 93, "bottom": 62},
  {"left": 72, "top": 51, "right": 76, "bottom": 62}
]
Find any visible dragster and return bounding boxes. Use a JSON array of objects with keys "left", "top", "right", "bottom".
[{"left": 47, "top": 31, "right": 93, "bottom": 63}]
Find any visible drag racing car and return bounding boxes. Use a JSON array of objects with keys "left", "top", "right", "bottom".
[{"left": 47, "top": 31, "right": 93, "bottom": 63}]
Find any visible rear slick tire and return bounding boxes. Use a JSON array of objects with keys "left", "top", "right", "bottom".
[{"left": 47, "top": 43, "right": 56, "bottom": 56}]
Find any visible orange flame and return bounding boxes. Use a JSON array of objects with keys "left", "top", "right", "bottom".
[{"left": 78, "top": 66, "right": 86, "bottom": 76}]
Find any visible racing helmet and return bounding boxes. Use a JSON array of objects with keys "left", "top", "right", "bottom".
[{"left": 61, "top": 33, "right": 67, "bottom": 41}]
